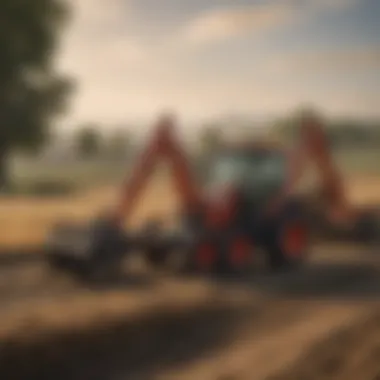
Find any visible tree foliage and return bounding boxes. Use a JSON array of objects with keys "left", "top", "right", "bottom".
[
  {"left": 272, "top": 106, "right": 326, "bottom": 143},
  {"left": 75, "top": 125, "right": 103, "bottom": 159},
  {"left": 271, "top": 106, "right": 380, "bottom": 149},
  {"left": 0, "top": 0, "right": 73, "bottom": 188},
  {"left": 106, "top": 129, "right": 132, "bottom": 160},
  {"left": 198, "top": 125, "right": 223, "bottom": 157}
]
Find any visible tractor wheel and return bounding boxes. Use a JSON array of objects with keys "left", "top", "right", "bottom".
[
  {"left": 45, "top": 249, "right": 77, "bottom": 272},
  {"left": 184, "top": 234, "right": 252, "bottom": 277},
  {"left": 145, "top": 246, "right": 172, "bottom": 269},
  {"left": 354, "top": 209, "right": 380, "bottom": 245},
  {"left": 140, "top": 219, "right": 174, "bottom": 270},
  {"left": 184, "top": 238, "right": 220, "bottom": 274},
  {"left": 216, "top": 233, "right": 253, "bottom": 276},
  {"left": 265, "top": 203, "right": 310, "bottom": 272},
  {"left": 44, "top": 223, "right": 91, "bottom": 275},
  {"left": 45, "top": 215, "right": 127, "bottom": 281},
  {"left": 46, "top": 248, "right": 97, "bottom": 279}
]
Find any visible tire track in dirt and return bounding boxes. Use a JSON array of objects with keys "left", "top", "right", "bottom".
[
  {"left": 155, "top": 302, "right": 371, "bottom": 380},
  {"left": 1, "top": 288, "right": 362, "bottom": 380},
  {"left": 0, "top": 246, "right": 379, "bottom": 379},
  {"left": 0, "top": 297, "right": 254, "bottom": 380},
  {"left": 270, "top": 308, "right": 380, "bottom": 380}
]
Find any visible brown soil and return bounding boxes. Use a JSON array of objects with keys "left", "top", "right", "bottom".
[
  {"left": 270, "top": 309, "right": 380, "bottom": 380},
  {"left": 0, "top": 175, "right": 379, "bottom": 379}
]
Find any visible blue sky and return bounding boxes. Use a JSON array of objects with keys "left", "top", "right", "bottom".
[{"left": 58, "top": 0, "right": 380, "bottom": 129}]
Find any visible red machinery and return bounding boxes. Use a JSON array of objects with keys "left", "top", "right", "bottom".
[{"left": 45, "top": 112, "right": 380, "bottom": 280}]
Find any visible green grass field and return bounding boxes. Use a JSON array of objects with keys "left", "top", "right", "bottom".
[
  {"left": 10, "top": 147, "right": 380, "bottom": 193},
  {"left": 11, "top": 158, "right": 130, "bottom": 191},
  {"left": 333, "top": 148, "right": 380, "bottom": 176}
]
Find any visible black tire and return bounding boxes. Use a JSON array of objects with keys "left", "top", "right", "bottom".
[
  {"left": 183, "top": 233, "right": 252, "bottom": 277},
  {"left": 265, "top": 200, "right": 310, "bottom": 272},
  {"left": 184, "top": 236, "right": 221, "bottom": 275},
  {"left": 82, "top": 216, "right": 126, "bottom": 280},
  {"left": 45, "top": 250, "right": 75, "bottom": 272},
  {"left": 44, "top": 223, "right": 89, "bottom": 275},
  {"left": 354, "top": 210, "right": 380, "bottom": 244},
  {"left": 45, "top": 216, "right": 126, "bottom": 281},
  {"left": 216, "top": 232, "right": 253, "bottom": 277},
  {"left": 139, "top": 219, "right": 174, "bottom": 270},
  {"left": 145, "top": 246, "right": 171, "bottom": 269},
  {"left": 45, "top": 250, "right": 93, "bottom": 279}
]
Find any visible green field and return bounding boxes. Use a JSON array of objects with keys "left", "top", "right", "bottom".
[
  {"left": 11, "top": 147, "right": 380, "bottom": 192},
  {"left": 333, "top": 148, "right": 380, "bottom": 176},
  {"left": 11, "top": 158, "right": 129, "bottom": 189}
]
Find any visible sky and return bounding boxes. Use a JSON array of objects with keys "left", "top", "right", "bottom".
[{"left": 57, "top": 0, "right": 380, "bottom": 131}]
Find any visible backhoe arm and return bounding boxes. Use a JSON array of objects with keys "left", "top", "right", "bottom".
[
  {"left": 162, "top": 129, "right": 204, "bottom": 213},
  {"left": 282, "top": 114, "right": 351, "bottom": 222},
  {"left": 302, "top": 118, "right": 347, "bottom": 215},
  {"left": 115, "top": 115, "right": 203, "bottom": 223}
]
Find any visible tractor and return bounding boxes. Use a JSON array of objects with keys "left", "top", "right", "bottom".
[{"left": 44, "top": 112, "right": 380, "bottom": 280}]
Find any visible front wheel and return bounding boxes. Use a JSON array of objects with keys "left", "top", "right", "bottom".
[
  {"left": 265, "top": 204, "right": 311, "bottom": 272},
  {"left": 216, "top": 233, "right": 253, "bottom": 276}
]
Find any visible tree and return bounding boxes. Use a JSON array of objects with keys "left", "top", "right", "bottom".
[
  {"left": 0, "top": 0, "right": 73, "bottom": 190},
  {"left": 106, "top": 128, "right": 132, "bottom": 160},
  {"left": 198, "top": 124, "right": 223, "bottom": 157},
  {"left": 328, "top": 119, "right": 378, "bottom": 148},
  {"left": 75, "top": 125, "right": 102, "bottom": 159},
  {"left": 272, "top": 106, "right": 326, "bottom": 143},
  {"left": 194, "top": 125, "right": 223, "bottom": 180}
]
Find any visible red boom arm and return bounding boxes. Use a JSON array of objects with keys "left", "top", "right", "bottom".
[
  {"left": 115, "top": 115, "right": 203, "bottom": 223},
  {"left": 280, "top": 113, "right": 353, "bottom": 222}
]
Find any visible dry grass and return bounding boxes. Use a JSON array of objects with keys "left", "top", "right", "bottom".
[{"left": 0, "top": 173, "right": 380, "bottom": 248}]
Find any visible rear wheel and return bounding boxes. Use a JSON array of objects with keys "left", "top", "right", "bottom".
[
  {"left": 186, "top": 239, "right": 220, "bottom": 274},
  {"left": 184, "top": 233, "right": 253, "bottom": 277},
  {"left": 140, "top": 219, "right": 172, "bottom": 270},
  {"left": 265, "top": 203, "right": 310, "bottom": 272},
  {"left": 355, "top": 209, "right": 380, "bottom": 245},
  {"left": 217, "top": 234, "right": 253, "bottom": 276},
  {"left": 145, "top": 247, "right": 170, "bottom": 268},
  {"left": 45, "top": 215, "right": 127, "bottom": 281}
]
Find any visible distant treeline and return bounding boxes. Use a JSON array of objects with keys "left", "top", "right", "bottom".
[{"left": 272, "top": 115, "right": 380, "bottom": 149}]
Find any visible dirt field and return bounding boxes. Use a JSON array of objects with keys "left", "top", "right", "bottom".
[{"left": 1, "top": 174, "right": 380, "bottom": 380}]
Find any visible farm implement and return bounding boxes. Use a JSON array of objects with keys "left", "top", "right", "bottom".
[{"left": 45, "top": 112, "right": 380, "bottom": 280}]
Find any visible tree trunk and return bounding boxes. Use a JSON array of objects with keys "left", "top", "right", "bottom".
[{"left": 0, "top": 149, "right": 10, "bottom": 193}]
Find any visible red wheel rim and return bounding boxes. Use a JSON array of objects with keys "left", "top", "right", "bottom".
[
  {"left": 230, "top": 237, "right": 251, "bottom": 266},
  {"left": 196, "top": 243, "right": 216, "bottom": 270},
  {"left": 282, "top": 223, "right": 308, "bottom": 258}
]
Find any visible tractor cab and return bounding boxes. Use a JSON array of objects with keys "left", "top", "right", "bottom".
[{"left": 204, "top": 142, "right": 288, "bottom": 207}]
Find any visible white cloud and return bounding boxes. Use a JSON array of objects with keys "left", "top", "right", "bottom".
[
  {"left": 180, "top": 0, "right": 357, "bottom": 46},
  {"left": 181, "top": 3, "right": 298, "bottom": 45}
]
